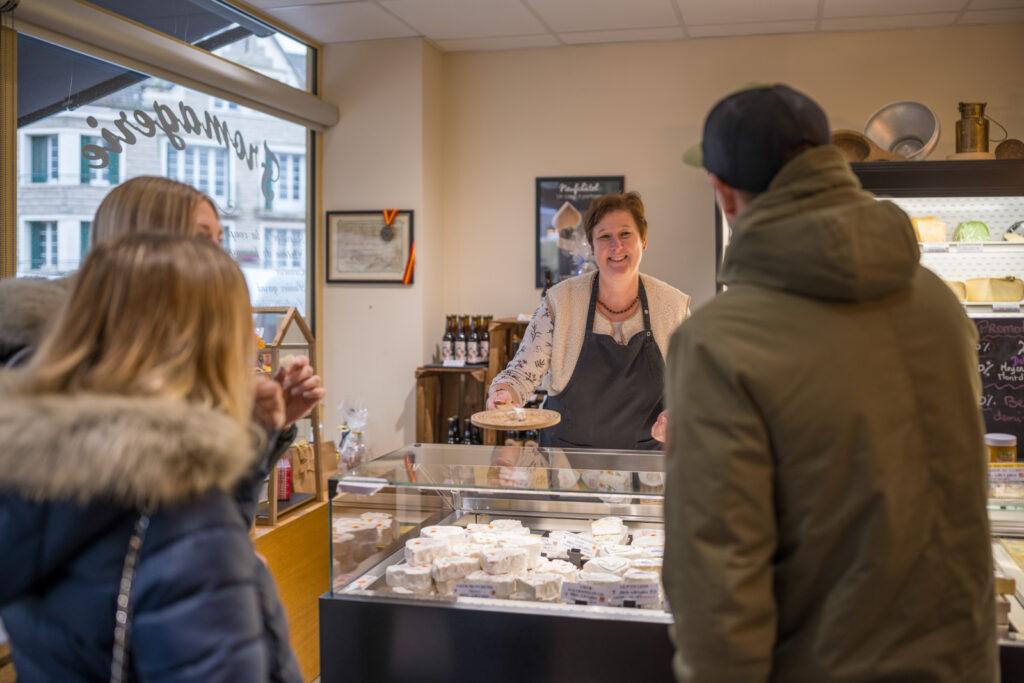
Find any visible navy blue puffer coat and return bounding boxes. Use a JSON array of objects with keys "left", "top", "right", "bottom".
[{"left": 0, "top": 388, "right": 303, "bottom": 683}]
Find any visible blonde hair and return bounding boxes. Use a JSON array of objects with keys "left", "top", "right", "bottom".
[
  {"left": 21, "top": 234, "right": 254, "bottom": 424},
  {"left": 92, "top": 176, "right": 218, "bottom": 246}
]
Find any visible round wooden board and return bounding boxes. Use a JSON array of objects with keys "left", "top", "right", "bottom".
[{"left": 471, "top": 407, "right": 561, "bottom": 430}]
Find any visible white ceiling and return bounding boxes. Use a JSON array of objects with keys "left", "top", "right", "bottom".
[{"left": 249, "top": 0, "right": 1024, "bottom": 51}]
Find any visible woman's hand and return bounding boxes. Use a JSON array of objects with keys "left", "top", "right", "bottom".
[
  {"left": 276, "top": 355, "right": 327, "bottom": 429},
  {"left": 487, "top": 384, "right": 520, "bottom": 410},
  {"left": 651, "top": 410, "right": 668, "bottom": 443},
  {"left": 253, "top": 375, "right": 286, "bottom": 432}
]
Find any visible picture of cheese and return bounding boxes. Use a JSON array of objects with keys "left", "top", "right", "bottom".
[
  {"left": 944, "top": 280, "right": 967, "bottom": 301},
  {"left": 965, "top": 277, "right": 1024, "bottom": 302},
  {"left": 911, "top": 216, "right": 947, "bottom": 243}
]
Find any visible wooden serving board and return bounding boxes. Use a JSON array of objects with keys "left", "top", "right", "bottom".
[{"left": 471, "top": 407, "right": 561, "bottom": 430}]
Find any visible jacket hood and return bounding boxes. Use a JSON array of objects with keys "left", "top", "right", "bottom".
[
  {"left": 0, "top": 277, "right": 70, "bottom": 360},
  {"left": 720, "top": 145, "right": 919, "bottom": 302},
  {"left": 0, "top": 386, "right": 257, "bottom": 508}
]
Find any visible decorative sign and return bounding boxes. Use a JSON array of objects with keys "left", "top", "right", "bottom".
[
  {"left": 535, "top": 176, "right": 624, "bottom": 288},
  {"left": 325, "top": 210, "right": 415, "bottom": 284},
  {"left": 80, "top": 100, "right": 282, "bottom": 205},
  {"left": 975, "top": 318, "right": 1024, "bottom": 452}
]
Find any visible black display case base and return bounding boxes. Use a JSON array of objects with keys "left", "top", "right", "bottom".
[{"left": 320, "top": 594, "right": 675, "bottom": 683}]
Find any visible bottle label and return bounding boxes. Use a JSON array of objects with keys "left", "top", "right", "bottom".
[
  {"left": 455, "top": 341, "right": 467, "bottom": 361},
  {"left": 467, "top": 342, "right": 479, "bottom": 364},
  {"left": 479, "top": 341, "right": 489, "bottom": 359},
  {"left": 441, "top": 342, "right": 453, "bottom": 361}
]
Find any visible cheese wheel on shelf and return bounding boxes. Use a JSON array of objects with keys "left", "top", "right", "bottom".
[
  {"left": 965, "top": 277, "right": 1024, "bottom": 302},
  {"left": 911, "top": 216, "right": 947, "bottom": 243}
]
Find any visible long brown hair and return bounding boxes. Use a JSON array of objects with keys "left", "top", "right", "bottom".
[
  {"left": 20, "top": 234, "right": 254, "bottom": 424},
  {"left": 92, "top": 176, "right": 218, "bottom": 246}
]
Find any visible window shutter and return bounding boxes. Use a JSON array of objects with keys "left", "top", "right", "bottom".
[
  {"left": 80, "top": 136, "right": 91, "bottom": 184},
  {"left": 30, "top": 223, "right": 44, "bottom": 269},
  {"left": 31, "top": 137, "right": 47, "bottom": 183},
  {"left": 108, "top": 151, "right": 120, "bottom": 184},
  {"left": 81, "top": 221, "right": 92, "bottom": 260}
]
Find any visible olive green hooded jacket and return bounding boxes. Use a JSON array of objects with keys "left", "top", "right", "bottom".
[{"left": 664, "top": 145, "right": 997, "bottom": 683}]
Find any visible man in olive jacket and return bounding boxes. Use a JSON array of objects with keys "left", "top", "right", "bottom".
[{"left": 664, "top": 85, "right": 997, "bottom": 682}]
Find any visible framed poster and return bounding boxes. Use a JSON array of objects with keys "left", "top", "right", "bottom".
[
  {"left": 535, "top": 176, "right": 624, "bottom": 288},
  {"left": 326, "top": 210, "right": 414, "bottom": 284}
]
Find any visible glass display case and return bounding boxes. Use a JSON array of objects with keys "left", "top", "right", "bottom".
[
  {"left": 252, "top": 306, "right": 324, "bottom": 525},
  {"left": 320, "top": 442, "right": 1024, "bottom": 682},
  {"left": 321, "top": 443, "right": 676, "bottom": 683}
]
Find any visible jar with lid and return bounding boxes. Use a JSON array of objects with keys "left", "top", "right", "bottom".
[{"left": 985, "top": 433, "right": 1018, "bottom": 463}]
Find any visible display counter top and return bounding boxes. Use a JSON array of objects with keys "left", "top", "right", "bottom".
[{"left": 333, "top": 442, "right": 666, "bottom": 500}]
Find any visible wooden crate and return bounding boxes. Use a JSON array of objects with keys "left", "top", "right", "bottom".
[{"left": 415, "top": 366, "right": 487, "bottom": 443}]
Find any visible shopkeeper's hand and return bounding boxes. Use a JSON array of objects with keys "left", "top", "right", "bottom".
[
  {"left": 651, "top": 410, "right": 668, "bottom": 444},
  {"left": 253, "top": 374, "right": 286, "bottom": 432},
  {"left": 486, "top": 384, "right": 520, "bottom": 410},
  {"left": 275, "top": 355, "right": 327, "bottom": 429}
]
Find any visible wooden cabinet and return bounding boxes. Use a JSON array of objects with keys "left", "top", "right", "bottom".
[{"left": 416, "top": 318, "right": 529, "bottom": 444}]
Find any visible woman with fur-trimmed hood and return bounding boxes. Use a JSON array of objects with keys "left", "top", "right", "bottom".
[{"left": 0, "top": 234, "right": 303, "bottom": 682}]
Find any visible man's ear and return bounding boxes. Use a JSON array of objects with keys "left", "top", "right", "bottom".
[{"left": 709, "top": 174, "right": 739, "bottom": 216}]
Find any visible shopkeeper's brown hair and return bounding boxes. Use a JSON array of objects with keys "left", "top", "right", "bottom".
[
  {"left": 582, "top": 191, "right": 649, "bottom": 247},
  {"left": 92, "top": 176, "right": 218, "bottom": 246},
  {"left": 20, "top": 234, "right": 255, "bottom": 425}
]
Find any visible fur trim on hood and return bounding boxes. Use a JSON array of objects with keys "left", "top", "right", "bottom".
[
  {"left": 0, "top": 277, "right": 70, "bottom": 360},
  {"left": 0, "top": 388, "right": 258, "bottom": 508}
]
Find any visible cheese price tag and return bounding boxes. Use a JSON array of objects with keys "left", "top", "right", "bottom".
[
  {"left": 553, "top": 532, "right": 599, "bottom": 557},
  {"left": 921, "top": 243, "right": 949, "bottom": 254},
  {"left": 609, "top": 583, "right": 662, "bottom": 608},
  {"left": 454, "top": 583, "right": 496, "bottom": 598},
  {"left": 540, "top": 537, "right": 563, "bottom": 557},
  {"left": 560, "top": 581, "right": 615, "bottom": 605},
  {"left": 992, "top": 302, "right": 1022, "bottom": 313},
  {"left": 989, "top": 464, "right": 1024, "bottom": 482},
  {"left": 951, "top": 243, "right": 984, "bottom": 254}
]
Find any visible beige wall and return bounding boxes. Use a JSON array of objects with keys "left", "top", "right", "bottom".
[
  {"left": 441, "top": 23, "right": 1024, "bottom": 320},
  {"left": 321, "top": 38, "right": 444, "bottom": 456},
  {"left": 322, "top": 24, "right": 1024, "bottom": 453}
]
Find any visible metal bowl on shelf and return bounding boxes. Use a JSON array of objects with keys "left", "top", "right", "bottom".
[{"left": 864, "top": 101, "right": 940, "bottom": 161}]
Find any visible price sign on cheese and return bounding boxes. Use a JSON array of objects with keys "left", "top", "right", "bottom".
[{"left": 976, "top": 318, "right": 1024, "bottom": 457}]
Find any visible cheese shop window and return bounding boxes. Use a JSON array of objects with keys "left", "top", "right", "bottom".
[{"left": 15, "top": 34, "right": 312, "bottom": 314}]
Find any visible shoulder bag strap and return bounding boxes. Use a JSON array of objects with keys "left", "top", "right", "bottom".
[{"left": 110, "top": 513, "right": 150, "bottom": 683}]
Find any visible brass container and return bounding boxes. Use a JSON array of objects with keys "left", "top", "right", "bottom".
[{"left": 956, "top": 102, "right": 989, "bottom": 153}]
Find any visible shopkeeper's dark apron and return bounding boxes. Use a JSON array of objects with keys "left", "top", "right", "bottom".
[{"left": 541, "top": 274, "right": 665, "bottom": 450}]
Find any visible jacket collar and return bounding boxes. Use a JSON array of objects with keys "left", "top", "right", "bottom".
[{"left": 0, "top": 386, "right": 257, "bottom": 508}]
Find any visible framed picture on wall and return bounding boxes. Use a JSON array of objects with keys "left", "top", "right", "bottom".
[
  {"left": 535, "top": 176, "right": 624, "bottom": 288},
  {"left": 326, "top": 210, "right": 415, "bottom": 284}
]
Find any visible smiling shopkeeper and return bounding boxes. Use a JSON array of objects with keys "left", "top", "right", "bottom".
[{"left": 487, "top": 192, "right": 691, "bottom": 450}]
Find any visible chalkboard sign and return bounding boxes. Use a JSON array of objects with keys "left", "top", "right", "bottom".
[{"left": 976, "top": 318, "right": 1024, "bottom": 455}]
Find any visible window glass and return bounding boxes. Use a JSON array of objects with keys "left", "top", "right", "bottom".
[
  {"left": 80, "top": 0, "right": 310, "bottom": 91},
  {"left": 16, "top": 35, "right": 311, "bottom": 314}
]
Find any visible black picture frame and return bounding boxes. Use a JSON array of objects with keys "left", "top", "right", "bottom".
[
  {"left": 535, "top": 175, "right": 624, "bottom": 288},
  {"left": 325, "top": 210, "right": 414, "bottom": 284}
]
